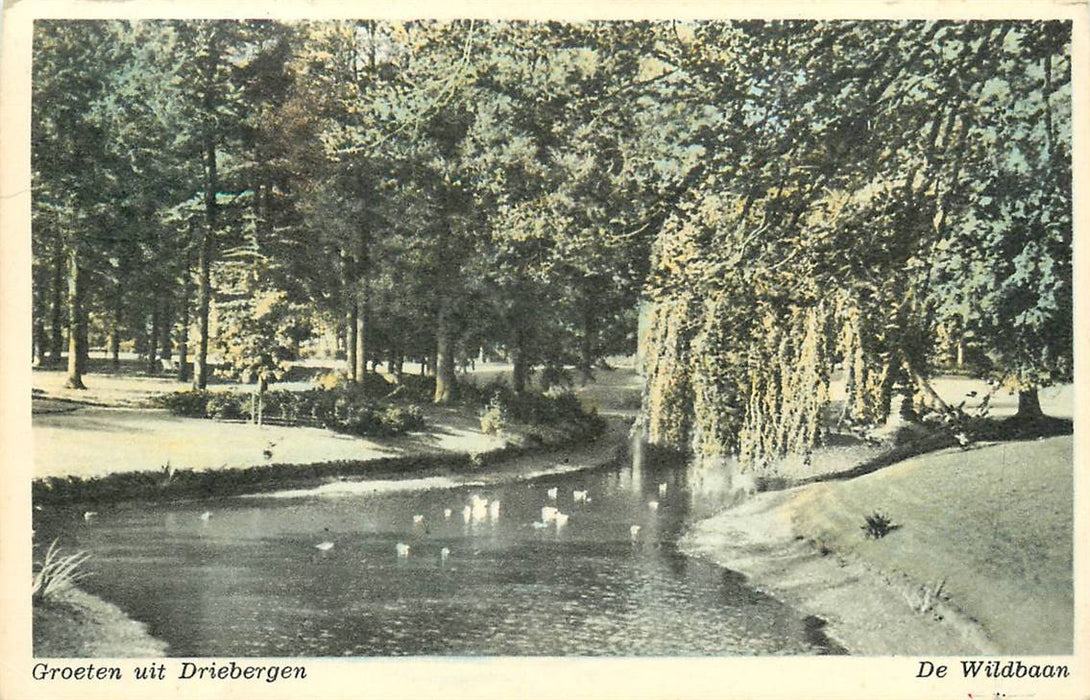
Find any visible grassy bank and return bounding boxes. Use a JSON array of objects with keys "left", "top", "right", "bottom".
[
  {"left": 33, "top": 416, "right": 608, "bottom": 506},
  {"left": 683, "top": 435, "right": 1073, "bottom": 655},
  {"left": 34, "top": 587, "right": 168, "bottom": 657},
  {"left": 789, "top": 436, "right": 1073, "bottom": 654}
]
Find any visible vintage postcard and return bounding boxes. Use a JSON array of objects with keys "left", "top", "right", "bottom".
[{"left": 1, "top": 1, "right": 1087, "bottom": 698}]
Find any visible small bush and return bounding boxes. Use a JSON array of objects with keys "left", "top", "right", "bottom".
[
  {"left": 861, "top": 511, "right": 898, "bottom": 539},
  {"left": 154, "top": 390, "right": 211, "bottom": 418},
  {"left": 394, "top": 374, "right": 436, "bottom": 402},
  {"left": 381, "top": 405, "right": 425, "bottom": 433},
  {"left": 479, "top": 395, "right": 509, "bottom": 434},
  {"left": 32, "top": 539, "right": 91, "bottom": 603},
  {"left": 205, "top": 392, "right": 244, "bottom": 420}
]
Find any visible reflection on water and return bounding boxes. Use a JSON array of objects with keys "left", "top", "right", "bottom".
[{"left": 34, "top": 443, "right": 841, "bottom": 656}]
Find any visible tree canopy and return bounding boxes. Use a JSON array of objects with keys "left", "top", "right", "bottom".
[{"left": 32, "top": 19, "right": 1072, "bottom": 467}]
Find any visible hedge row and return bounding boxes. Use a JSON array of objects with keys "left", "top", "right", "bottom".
[{"left": 153, "top": 386, "right": 425, "bottom": 437}]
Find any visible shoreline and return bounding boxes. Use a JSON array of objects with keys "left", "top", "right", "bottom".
[
  {"left": 679, "top": 436, "right": 1073, "bottom": 656},
  {"left": 32, "top": 419, "right": 633, "bottom": 657},
  {"left": 679, "top": 487, "right": 997, "bottom": 656}
]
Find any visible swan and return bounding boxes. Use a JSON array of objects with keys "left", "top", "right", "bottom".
[
  {"left": 630, "top": 525, "right": 641, "bottom": 539},
  {"left": 444, "top": 508, "right": 453, "bottom": 520},
  {"left": 648, "top": 500, "right": 659, "bottom": 511},
  {"left": 546, "top": 487, "right": 558, "bottom": 500},
  {"left": 413, "top": 514, "right": 425, "bottom": 524},
  {"left": 541, "top": 506, "right": 559, "bottom": 523},
  {"left": 572, "top": 490, "right": 587, "bottom": 503},
  {"left": 83, "top": 511, "right": 97, "bottom": 521},
  {"left": 440, "top": 547, "right": 451, "bottom": 561},
  {"left": 396, "top": 542, "right": 411, "bottom": 557},
  {"left": 199, "top": 511, "right": 212, "bottom": 521},
  {"left": 315, "top": 541, "right": 335, "bottom": 551},
  {"left": 555, "top": 512, "right": 569, "bottom": 527},
  {"left": 659, "top": 483, "right": 668, "bottom": 496}
]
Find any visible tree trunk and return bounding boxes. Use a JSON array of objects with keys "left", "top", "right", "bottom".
[
  {"left": 64, "top": 246, "right": 86, "bottom": 389},
  {"left": 354, "top": 285, "right": 367, "bottom": 382},
  {"left": 579, "top": 301, "right": 595, "bottom": 384},
  {"left": 346, "top": 301, "right": 358, "bottom": 382},
  {"left": 160, "top": 297, "right": 173, "bottom": 363},
  {"left": 195, "top": 35, "right": 219, "bottom": 389},
  {"left": 433, "top": 299, "right": 457, "bottom": 403},
  {"left": 194, "top": 223, "right": 212, "bottom": 389},
  {"left": 903, "top": 356, "right": 949, "bottom": 413},
  {"left": 511, "top": 326, "right": 528, "bottom": 394},
  {"left": 178, "top": 248, "right": 191, "bottom": 382},
  {"left": 77, "top": 304, "right": 89, "bottom": 374},
  {"left": 33, "top": 314, "right": 46, "bottom": 366},
  {"left": 147, "top": 303, "right": 160, "bottom": 374},
  {"left": 1016, "top": 388, "right": 1044, "bottom": 419},
  {"left": 49, "top": 237, "right": 65, "bottom": 365}
]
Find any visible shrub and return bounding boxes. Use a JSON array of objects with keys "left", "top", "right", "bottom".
[
  {"left": 316, "top": 372, "right": 347, "bottom": 391},
  {"left": 206, "top": 392, "right": 244, "bottom": 420},
  {"left": 331, "top": 404, "right": 383, "bottom": 437},
  {"left": 394, "top": 374, "right": 436, "bottom": 402},
  {"left": 154, "top": 390, "right": 212, "bottom": 418},
  {"left": 32, "top": 539, "right": 91, "bottom": 603},
  {"left": 381, "top": 405, "right": 425, "bottom": 433},
  {"left": 479, "top": 395, "right": 509, "bottom": 434},
  {"left": 861, "top": 511, "right": 898, "bottom": 539}
]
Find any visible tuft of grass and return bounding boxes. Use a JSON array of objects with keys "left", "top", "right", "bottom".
[
  {"left": 861, "top": 511, "right": 898, "bottom": 539},
  {"left": 32, "top": 539, "right": 91, "bottom": 603}
]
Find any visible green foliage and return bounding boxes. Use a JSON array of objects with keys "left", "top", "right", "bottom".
[
  {"left": 477, "top": 384, "right": 602, "bottom": 436},
  {"left": 153, "top": 389, "right": 214, "bottom": 418},
  {"left": 478, "top": 395, "right": 509, "bottom": 435},
  {"left": 157, "top": 384, "right": 424, "bottom": 437},
  {"left": 205, "top": 392, "right": 245, "bottom": 420}
]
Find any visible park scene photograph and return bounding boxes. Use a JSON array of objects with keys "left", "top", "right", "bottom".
[{"left": 25, "top": 17, "right": 1074, "bottom": 660}]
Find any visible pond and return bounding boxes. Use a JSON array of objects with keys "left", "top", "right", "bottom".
[{"left": 34, "top": 445, "right": 844, "bottom": 656}]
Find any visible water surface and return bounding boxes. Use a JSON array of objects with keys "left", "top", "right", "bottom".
[{"left": 35, "top": 449, "right": 842, "bottom": 656}]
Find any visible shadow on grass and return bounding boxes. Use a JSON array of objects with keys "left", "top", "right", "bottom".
[{"left": 796, "top": 414, "right": 1073, "bottom": 487}]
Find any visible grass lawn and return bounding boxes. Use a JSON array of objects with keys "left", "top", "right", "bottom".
[{"left": 787, "top": 436, "right": 1073, "bottom": 654}]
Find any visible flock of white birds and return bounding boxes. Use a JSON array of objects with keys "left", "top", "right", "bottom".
[{"left": 171, "top": 480, "right": 671, "bottom": 561}]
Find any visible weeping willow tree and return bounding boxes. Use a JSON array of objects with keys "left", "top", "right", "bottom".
[{"left": 637, "top": 21, "right": 1071, "bottom": 473}]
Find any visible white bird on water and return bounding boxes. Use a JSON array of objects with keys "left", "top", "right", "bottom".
[
  {"left": 555, "top": 512, "right": 569, "bottom": 527},
  {"left": 572, "top": 490, "right": 588, "bottom": 503},
  {"left": 658, "top": 482, "right": 668, "bottom": 496},
  {"left": 413, "top": 514, "right": 425, "bottom": 524},
  {"left": 648, "top": 500, "right": 659, "bottom": 511},
  {"left": 489, "top": 500, "right": 501, "bottom": 520},
  {"left": 541, "top": 506, "right": 559, "bottom": 523},
  {"left": 396, "top": 542, "right": 411, "bottom": 558},
  {"left": 444, "top": 508, "right": 453, "bottom": 520},
  {"left": 440, "top": 547, "right": 451, "bottom": 562},
  {"left": 630, "top": 525, "right": 641, "bottom": 540},
  {"left": 199, "top": 511, "right": 212, "bottom": 522},
  {"left": 315, "top": 541, "right": 335, "bottom": 552},
  {"left": 546, "top": 487, "right": 558, "bottom": 500},
  {"left": 83, "top": 511, "right": 97, "bottom": 521}
]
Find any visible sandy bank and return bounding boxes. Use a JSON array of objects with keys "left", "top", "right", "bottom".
[{"left": 681, "top": 436, "right": 1073, "bottom": 655}]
